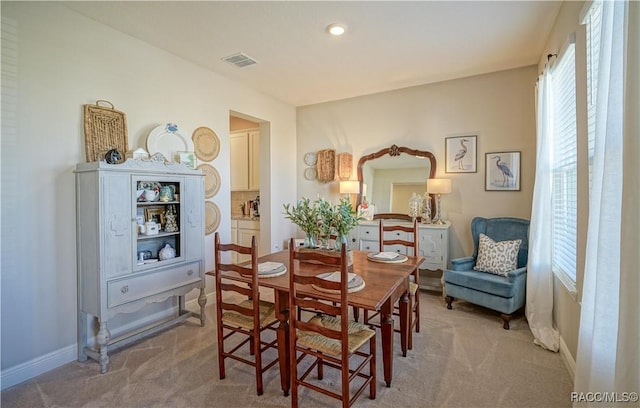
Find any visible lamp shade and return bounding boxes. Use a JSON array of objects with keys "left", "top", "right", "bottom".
[
  {"left": 427, "top": 178, "right": 451, "bottom": 194},
  {"left": 339, "top": 180, "right": 360, "bottom": 194}
]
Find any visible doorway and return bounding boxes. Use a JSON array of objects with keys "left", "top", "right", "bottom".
[{"left": 229, "top": 112, "right": 270, "bottom": 256}]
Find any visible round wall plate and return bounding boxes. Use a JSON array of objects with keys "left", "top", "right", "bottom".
[
  {"left": 304, "top": 152, "right": 317, "bottom": 166},
  {"left": 192, "top": 126, "right": 220, "bottom": 162},
  {"left": 304, "top": 167, "right": 317, "bottom": 181},
  {"left": 197, "top": 164, "right": 221, "bottom": 198},
  {"left": 205, "top": 201, "right": 220, "bottom": 235}
]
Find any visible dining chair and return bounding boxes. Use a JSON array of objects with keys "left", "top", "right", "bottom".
[
  {"left": 213, "top": 232, "right": 279, "bottom": 396},
  {"left": 297, "top": 233, "right": 361, "bottom": 323},
  {"left": 363, "top": 218, "right": 420, "bottom": 350},
  {"left": 288, "top": 239, "right": 376, "bottom": 408}
]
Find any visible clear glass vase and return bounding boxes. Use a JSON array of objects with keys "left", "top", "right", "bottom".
[
  {"left": 333, "top": 233, "right": 349, "bottom": 251},
  {"left": 304, "top": 234, "right": 318, "bottom": 249}
]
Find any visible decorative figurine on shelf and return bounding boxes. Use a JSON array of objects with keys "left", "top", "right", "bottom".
[
  {"left": 164, "top": 205, "right": 179, "bottom": 232},
  {"left": 158, "top": 243, "right": 176, "bottom": 261}
]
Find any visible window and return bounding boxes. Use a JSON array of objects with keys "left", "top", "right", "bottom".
[
  {"left": 550, "top": 40, "right": 578, "bottom": 288},
  {"left": 584, "top": 0, "right": 602, "bottom": 187}
]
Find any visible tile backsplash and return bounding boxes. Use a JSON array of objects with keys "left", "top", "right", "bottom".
[{"left": 231, "top": 190, "right": 260, "bottom": 217}]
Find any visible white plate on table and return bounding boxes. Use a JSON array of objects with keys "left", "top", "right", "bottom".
[{"left": 146, "top": 123, "right": 187, "bottom": 162}]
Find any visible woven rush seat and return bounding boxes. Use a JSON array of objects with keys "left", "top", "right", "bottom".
[
  {"left": 297, "top": 315, "right": 375, "bottom": 356},
  {"left": 222, "top": 299, "right": 277, "bottom": 330}
]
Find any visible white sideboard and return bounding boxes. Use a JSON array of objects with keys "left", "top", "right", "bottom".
[
  {"left": 353, "top": 220, "right": 450, "bottom": 292},
  {"left": 75, "top": 159, "right": 206, "bottom": 373}
]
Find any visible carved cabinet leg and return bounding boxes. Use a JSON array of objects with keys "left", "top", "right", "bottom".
[
  {"left": 445, "top": 296, "right": 454, "bottom": 309},
  {"left": 96, "top": 321, "right": 111, "bottom": 374},
  {"left": 198, "top": 287, "right": 207, "bottom": 327}
]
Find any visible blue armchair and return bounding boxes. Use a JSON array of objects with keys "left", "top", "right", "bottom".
[{"left": 444, "top": 217, "right": 530, "bottom": 329}]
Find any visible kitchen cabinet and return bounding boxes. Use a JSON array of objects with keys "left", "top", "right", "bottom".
[
  {"left": 230, "top": 129, "right": 260, "bottom": 191},
  {"left": 75, "top": 159, "right": 206, "bottom": 373},
  {"left": 231, "top": 218, "right": 260, "bottom": 263},
  {"left": 354, "top": 220, "right": 450, "bottom": 292}
]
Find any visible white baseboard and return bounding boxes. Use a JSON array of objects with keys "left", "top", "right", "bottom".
[
  {"left": 0, "top": 344, "right": 77, "bottom": 391},
  {"left": 559, "top": 335, "right": 576, "bottom": 382},
  {"left": 0, "top": 293, "right": 216, "bottom": 391}
]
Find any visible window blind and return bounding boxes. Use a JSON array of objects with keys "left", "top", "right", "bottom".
[
  {"left": 584, "top": 1, "right": 602, "bottom": 187},
  {"left": 550, "top": 42, "right": 578, "bottom": 283}
]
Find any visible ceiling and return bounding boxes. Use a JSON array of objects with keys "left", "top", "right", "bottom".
[{"left": 64, "top": 1, "right": 561, "bottom": 107}]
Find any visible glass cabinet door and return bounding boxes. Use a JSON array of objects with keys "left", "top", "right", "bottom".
[{"left": 132, "top": 175, "right": 184, "bottom": 270}]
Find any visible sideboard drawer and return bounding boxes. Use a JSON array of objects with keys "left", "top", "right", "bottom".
[
  {"left": 359, "top": 239, "right": 380, "bottom": 252},
  {"left": 358, "top": 225, "right": 378, "bottom": 241},
  {"left": 108, "top": 262, "right": 201, "bottom": 308}
]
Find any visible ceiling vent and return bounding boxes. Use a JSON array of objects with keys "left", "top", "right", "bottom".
[{"left": 222, "top": 52, "right": 257, "bottom": 68}]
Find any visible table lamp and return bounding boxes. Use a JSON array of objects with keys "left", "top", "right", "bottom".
[
  {"left": 427, "top": 178, "right": 451, "bottom": 224},
  {"left": 339, "top": 180, "right": 360, "bottom": 209}
]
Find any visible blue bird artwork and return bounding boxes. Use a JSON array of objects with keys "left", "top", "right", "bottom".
[{"left": 492, "top": 155, "right": 514, "bottom": 187}]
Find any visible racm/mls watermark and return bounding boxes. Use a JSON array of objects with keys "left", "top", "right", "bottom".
[{"left": 571, "top": 392, "right": 639, "bottom": 403}]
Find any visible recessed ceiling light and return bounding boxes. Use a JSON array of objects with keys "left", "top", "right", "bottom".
[{"left": 326, "top": 23, "right": 346, "bottom": 36}]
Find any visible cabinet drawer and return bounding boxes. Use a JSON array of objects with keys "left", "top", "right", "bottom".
[
  {"left": 382, "top": 230, "right": 413, "bottom": 242},
  {"left": 359, "top": 226, "right": 378, "bottom": 241},
  {"left": 359, "top": 240, "right": 380, "bottom": 252},
  {"left": 108, "top": 262, "right": 201, "bottom": 308},
  {"left": 383, "top": 243, "right": 415, "bottom": 256}
]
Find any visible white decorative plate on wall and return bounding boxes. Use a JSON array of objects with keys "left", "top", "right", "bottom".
[
  {"left": 304, "top": 167, "right": 317, "bottom": 181},
  {"left": 147, "top": 123, "right": 187, "bottom": 162},
  {"left": 304, "top": 152, "right": 317, "bottom": 166}
]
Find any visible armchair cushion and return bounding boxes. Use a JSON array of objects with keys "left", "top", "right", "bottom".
[
  {"left": 444, "top": 266, "right": 527, "bottom": 298},
  {"left": 473, "top": 233, "right": 522, "bottom": 276}
]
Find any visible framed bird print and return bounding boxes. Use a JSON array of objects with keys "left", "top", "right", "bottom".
[
  {"left": 485, "top": 151, "right": 521, "bottom": 191},
  {"left": 445, "top": 135, "right": 477, "bottom": 173}
]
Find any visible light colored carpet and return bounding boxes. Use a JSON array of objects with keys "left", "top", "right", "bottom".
[{"left": 1, "top": 291, "right": 573, "bottom": 407}]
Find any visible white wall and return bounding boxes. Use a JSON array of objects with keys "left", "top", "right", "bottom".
[
  {"left": 0, "top": 2, "right": 297, "bottom": 387},
  {"left": 297, "top": 66, "right": 538, "bottom": 260}
]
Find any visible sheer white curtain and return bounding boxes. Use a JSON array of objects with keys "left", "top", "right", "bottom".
[
  {"left": 574, "top": 0, "right": 639, "bottom": 404},
  {"left": 527, "top": 68, "right": 560, "bottom": 351}
]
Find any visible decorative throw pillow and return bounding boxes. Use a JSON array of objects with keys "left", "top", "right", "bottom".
[{"left": 473, "top": 233, "right": 522, "bottom": 276}]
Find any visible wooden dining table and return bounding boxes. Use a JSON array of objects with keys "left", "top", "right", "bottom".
[{"left": 253, "top": 249, "right": 424, "bottom": 395}]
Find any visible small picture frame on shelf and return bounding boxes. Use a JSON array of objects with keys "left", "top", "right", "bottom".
[
  {"left": 136, "top": 208, "right": 145, "bottom": 225},
  {"left": 145, "top": 206, "right": 166, "bottom": 226},
  {"left": 485, "top": 151, "right": 521, "bottom": 191},
  {"left": 175, "top": 151, "right": 196, "bottom": 169},
  {"left": 445, "top": 135, "right": 477, "bottom": 173}
]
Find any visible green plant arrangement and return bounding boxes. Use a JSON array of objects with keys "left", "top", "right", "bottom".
[
  {"left": 283, "top": 197, "right": 320, "bottom": 248},
  {"left": 332, "top": 197, "right": 363, "bottom": 250},
  {"left": 316, "top": 197, "right": 336, "bottom": 250},
  {"left": 283, "top": 196, "right": 363, "bottom": 250}
]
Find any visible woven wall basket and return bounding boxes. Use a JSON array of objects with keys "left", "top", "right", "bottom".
[
  {"left": 84, "top": 100, "right": 128, "bottom": 162},
  {"left": 316, "top": 149, "right": 336, "bottom": 183},
  {"left": 337, "top": 152, "right": 353, "bottom": 181}
]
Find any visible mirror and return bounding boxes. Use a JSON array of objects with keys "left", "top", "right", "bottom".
[{"left": 357, "top": 145, "right": 437, "bottom": 214}]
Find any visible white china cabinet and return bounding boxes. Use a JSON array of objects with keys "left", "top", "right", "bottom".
[{"left": 75, "top": 159, "right": 206, "bottom": 373}]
